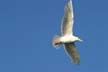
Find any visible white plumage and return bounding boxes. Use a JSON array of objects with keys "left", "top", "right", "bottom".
[{"left": 53, "top": 0, "right": 83, "bottom": 64}]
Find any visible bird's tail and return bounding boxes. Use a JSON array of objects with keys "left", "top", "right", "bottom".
[
  {"left": 64, "top": 43, "right": 80, "bottom": 64},
  {"left": 53, "top": 35, "right": 62, "bottom": 48}
]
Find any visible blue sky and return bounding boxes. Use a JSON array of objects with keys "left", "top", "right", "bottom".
[{"left": 0, "top": 0, "right": 107, "bottom": 72}]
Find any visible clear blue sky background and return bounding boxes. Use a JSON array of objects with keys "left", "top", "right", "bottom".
[{"left": 0, "top": 0, "right": 107, "bottom": 72}]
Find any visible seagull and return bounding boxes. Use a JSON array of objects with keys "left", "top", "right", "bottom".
[{"left": 53, "top": 0, "right": 83, "bottom": 64}]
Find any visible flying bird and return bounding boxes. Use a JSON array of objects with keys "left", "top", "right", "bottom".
[{"left": 53, "top": 0, "right": 83, "bottom": 64}]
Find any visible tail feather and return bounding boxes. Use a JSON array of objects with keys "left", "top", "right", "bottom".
[{"left": 64, "top": 43, "right": 80, "bottom": 64}]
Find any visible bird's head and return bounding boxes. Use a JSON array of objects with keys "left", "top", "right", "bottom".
[
  {"left": 53, "top": 35, "right": 62, "bottom": 48},
  {"left": 53, "top": 40, "right": 61, "bottom": 48}
]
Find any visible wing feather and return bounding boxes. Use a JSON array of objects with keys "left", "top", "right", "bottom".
[
  {"left": 64, "top": 43, "right": 80, "bottom": 64},
  {"left": 61, "top": 0, "right": 74, "bottom": 35}
]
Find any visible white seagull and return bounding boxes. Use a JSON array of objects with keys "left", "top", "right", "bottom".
[{"left": 53, "top": 0, "right": 83, "bottom": 64}]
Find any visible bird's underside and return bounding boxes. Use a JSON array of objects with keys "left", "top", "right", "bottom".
[
  {"left": 62, "top": 0, "right": 80, "bottom": 64},
  {"left": 53, "top": 0, "right": 82, "bottom": 64}
]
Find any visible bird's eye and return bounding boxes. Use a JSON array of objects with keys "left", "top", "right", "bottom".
[{"left": 55, "top": 42, "right": 59, "bottom": 45}]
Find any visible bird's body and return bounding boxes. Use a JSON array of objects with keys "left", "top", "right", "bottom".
[
  {"left": 53, "top": 0, "right": 83, "bottom": 64},
  {"left": 59, "top": 35, "right": 79, "bottom": 43}
]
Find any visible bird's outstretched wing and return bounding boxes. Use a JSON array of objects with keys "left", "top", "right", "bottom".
[
  {"left": 61, "top": 0, "right": 74, "bottom": 35},
  {"left": 64, "top": 42, "right": 80, "bottom": 64}
]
